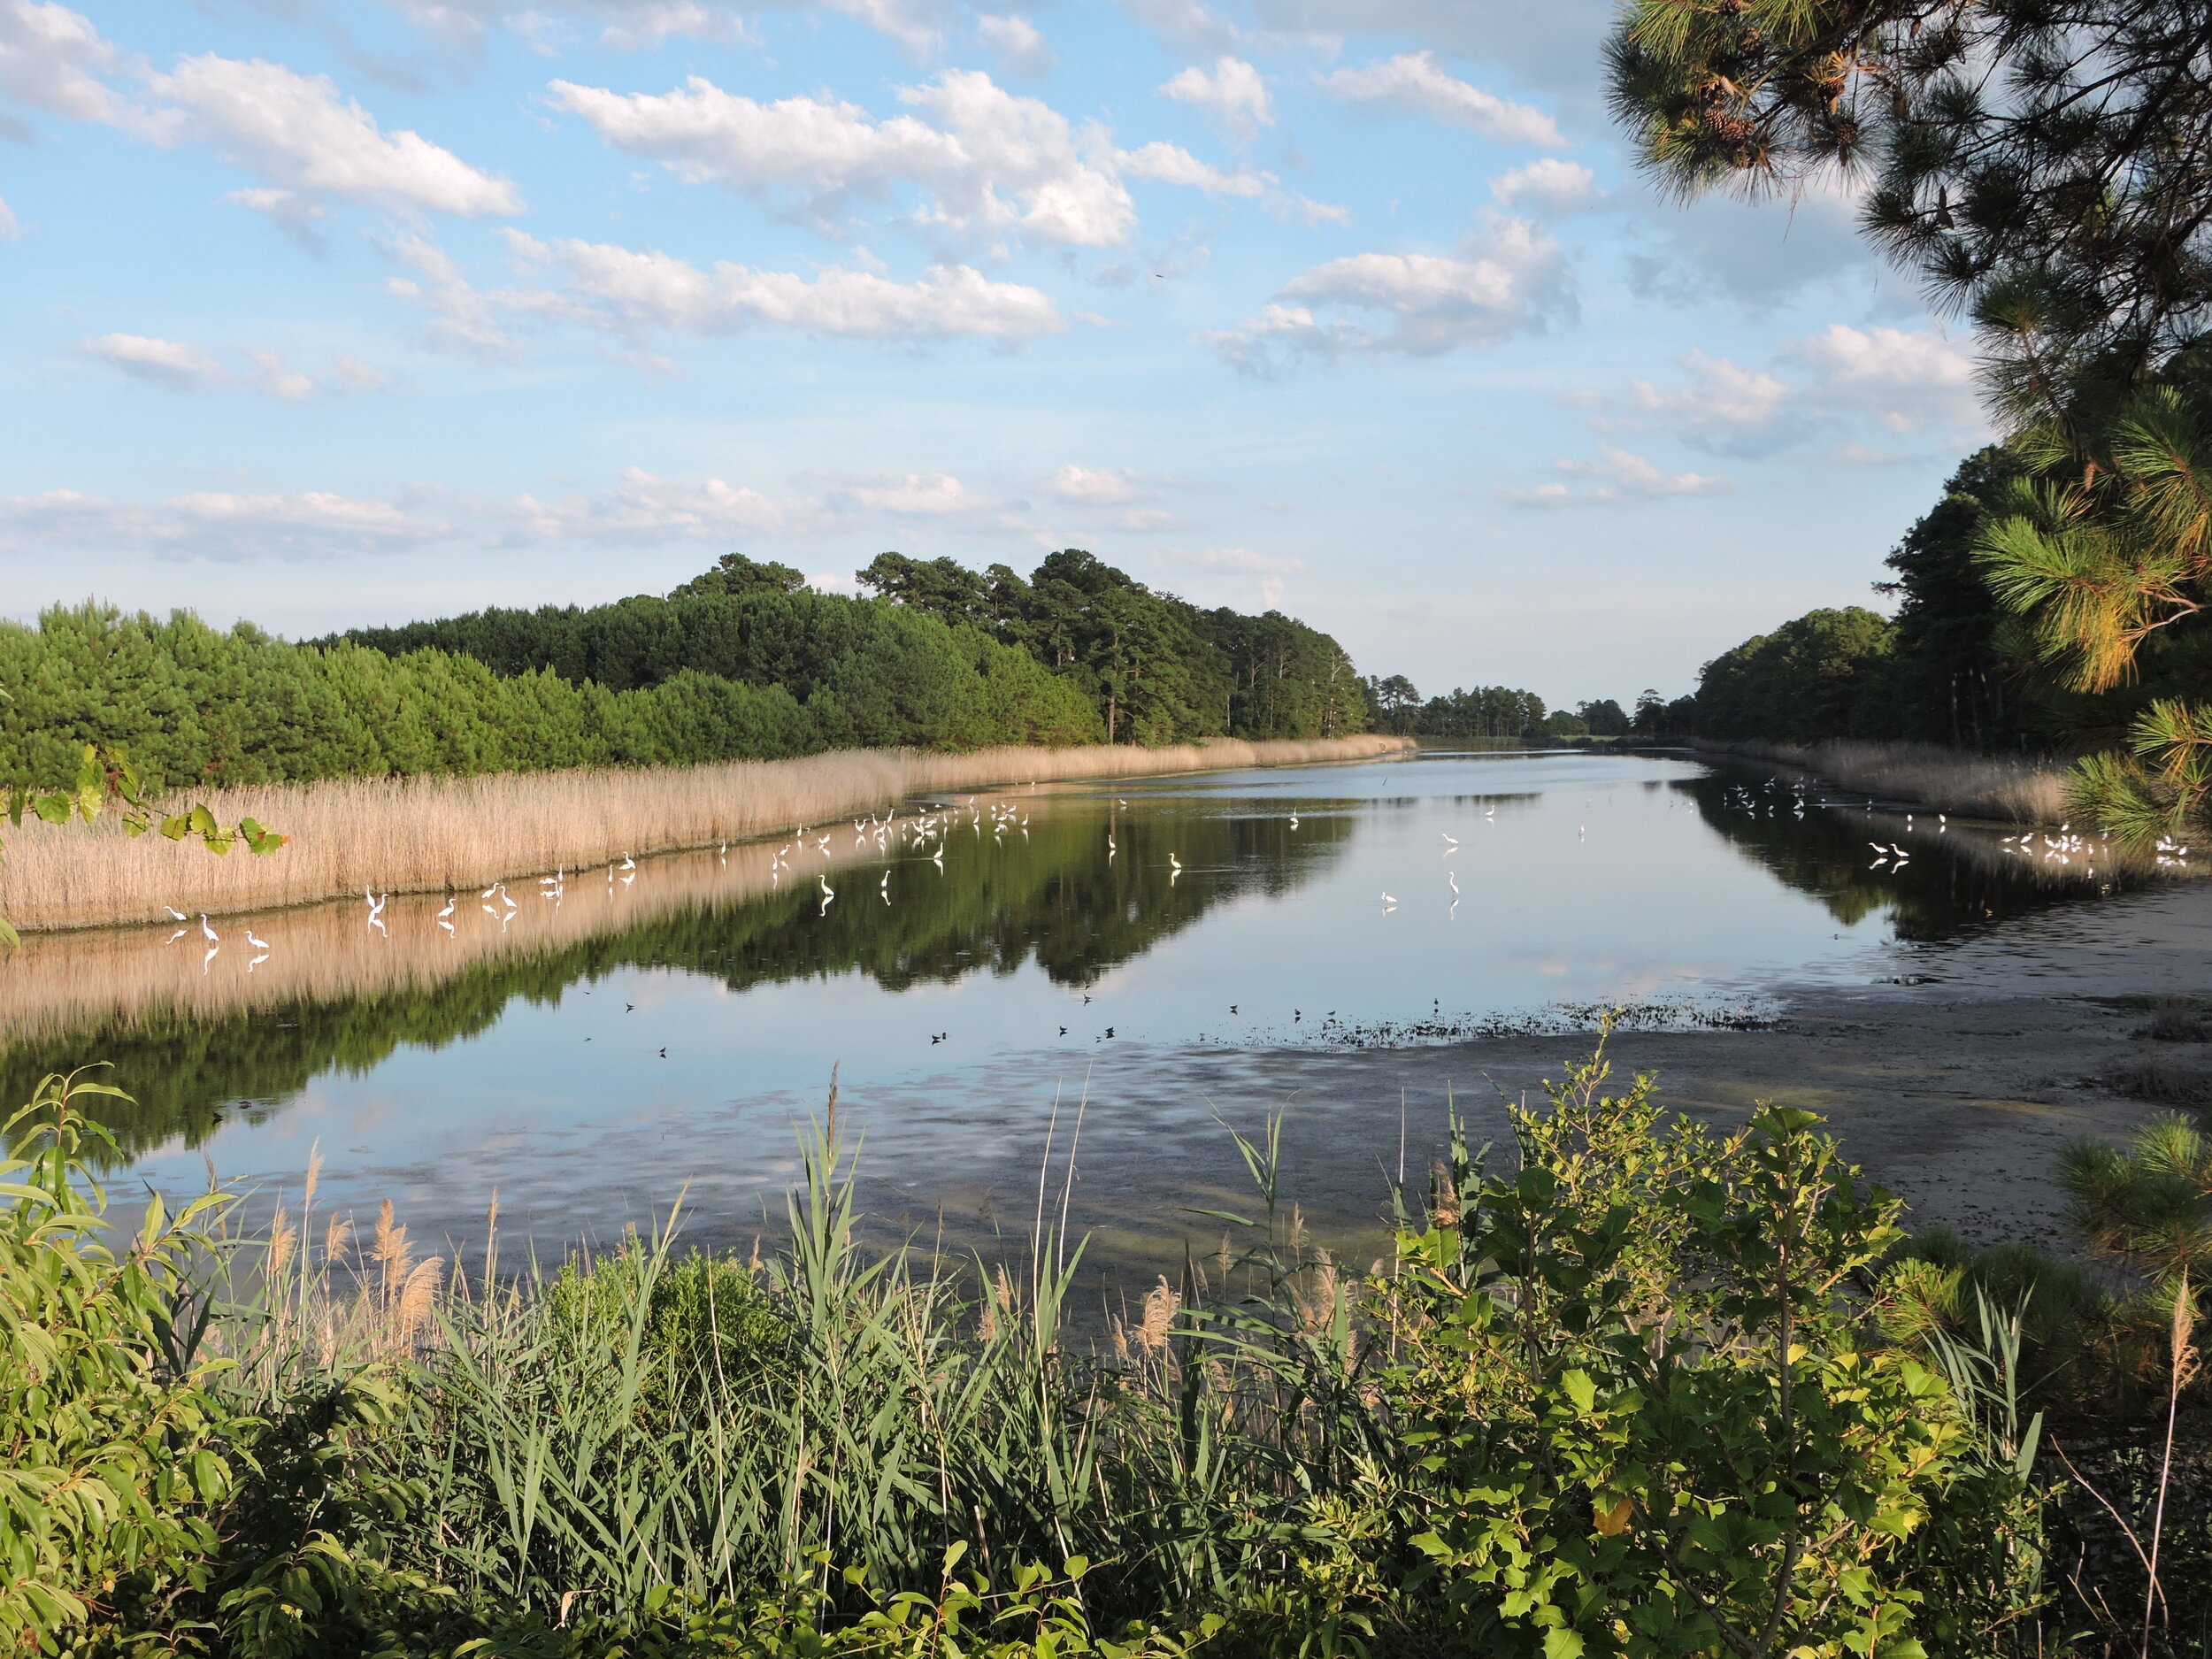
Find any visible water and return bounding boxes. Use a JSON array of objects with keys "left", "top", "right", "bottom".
[{"left": 4, "top": 745, "right": 2162, "bottom": 1263}]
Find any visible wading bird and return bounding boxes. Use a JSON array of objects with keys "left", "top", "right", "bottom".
[
  {"left": 245, "top": 929, "right": 269, "bottom": 950},
  {"left": 200, "top": 914, "right": 219, "bottom": 942},
  {"left": 437, "top": 897, "right": 456, "bottom": 919},
  {"left": 165, "top": 905, "right": 186, "bottom": 921}
]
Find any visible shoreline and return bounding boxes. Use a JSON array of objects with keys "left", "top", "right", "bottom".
[
  {"left": 1689, "top": 735, "right": 2072, "bottom": 822},
  {"left": 0, "top": 733, "right": 1410, "bottom": 933}
]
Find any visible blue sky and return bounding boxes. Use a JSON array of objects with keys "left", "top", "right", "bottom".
[{"left": 0, "top": 0, "right": 1990, "bottom": 706}]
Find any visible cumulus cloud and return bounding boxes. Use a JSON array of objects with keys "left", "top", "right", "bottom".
[
  {"left": 505, "top": 467, "right": 795, "bottom": 545},
  {"left": 143, "top": 55, "right": 522, "bottom": 219},
  {"left": 1047, "top": 465, "right": 1146, "bottom": 504},
  {"left": 1157, "top": 56, "right": 1271, "bottom": 142},
  {"left": 381, "top": 230, "right": 523, "bottom": 360},
  {"left": 1624, "top": 350, "right": 1797, "bottom": 456},
  {"left": 1116, "top": 140, "right": 1265, "bottom": 199},
  {"left": 1783, "top": 323, "right": 1980, "bottom": 433},
  {"left": 1490, "top": 158, "right": 1594, "bottom": 214},
  {"left": 503, "top": 231, "right": 1069, "bottom": 342},
  {"left": 549, "top": 69, "right": 1133, "bottom": 251},
  {"left": 1204, "top": 215, "right": 1565, "bottom": 373},
  {"left": 1587, "top": 327, "right": 1985, "bottom": 458},
  {"left": 976, "top": 14, "right": 1055, "bottom": 76},
  {"left": 79, "top": 333, "right": 227, "bottom": 390},
  {"left": 0, "top": 485, "right": 451, "bottom": 559},
  {"left": 1506, "top": 446, "right": 1729, "bottom": 508},
  {"left": 1158, "top": 544, "right": 1302, "bottom": 572},
  {"left": 377, "top": 0, "right": 944, "bottom": 56},
  {"left": 0, "top": 0, "right": 131, "bottom": 127},
  {"left": 76, "top": 332, "right": 361, "bottom": 398},
  {"left": 1318, "top": 51, "right": 1563, "bottom": 147}
]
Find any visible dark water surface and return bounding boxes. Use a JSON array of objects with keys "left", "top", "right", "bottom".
[{"left": 17, "top": 745, "right": 2166, "bottom": 1259}]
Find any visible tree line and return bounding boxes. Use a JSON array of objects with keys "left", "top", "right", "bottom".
[
  {"left": 337, "top": 549, "right": 1370, "bottom": 752},
  {"left": 0, "top": 551, "right": 1373, "bottom": 793},
  {"left": 1366, "top": 675, "right": 1630, "bottom": 740}
]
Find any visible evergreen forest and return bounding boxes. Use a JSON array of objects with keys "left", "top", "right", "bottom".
[{"left": 0, "top": 550, "right": 1373, "bottom": 793}]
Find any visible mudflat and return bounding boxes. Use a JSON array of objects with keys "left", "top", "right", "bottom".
[{"left": 813, "top": 878, "right": 2211, "bottom": 1283}]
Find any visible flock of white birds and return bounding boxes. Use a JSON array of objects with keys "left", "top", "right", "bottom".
[{"left": 154, "top": 773, "right": 2193, "bottom": 974}]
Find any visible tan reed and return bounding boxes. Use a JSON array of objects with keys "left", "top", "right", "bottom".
[{"left": 0, "top": 735, "right": 1409, "bottom": 933}]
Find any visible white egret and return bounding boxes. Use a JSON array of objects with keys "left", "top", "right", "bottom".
[
  {"left": 165, "top": 905, "right": 187, "bottom": 921},
  {"left": 1441, "top": 833, "right": 1458, "bottom": 847},
  {"left": 1288, "top": 814, "right": 1299, "bottom": 830},
  {"left": 1448, "top": 872, "right": 1459, "bottom": 896},
  {"left": 245, "top": 929, "right": 270, "bottom": 950},
  {"left": 200, "top": 914, "right": 219, "bottom": 942},
  {"left": 437, "top": 897, "right": 456, "bottom": 919},
  {"left": 621, "top": 853, "right": 636, "bottom": 870}
]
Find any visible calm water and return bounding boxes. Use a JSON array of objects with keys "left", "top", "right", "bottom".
[{"left": 12, "top": 744, "right": 2162, "bottom": 1255}]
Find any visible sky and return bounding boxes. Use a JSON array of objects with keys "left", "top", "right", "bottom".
[{"left": 0, "top": 0, "right": 1993, "bottom": 708}]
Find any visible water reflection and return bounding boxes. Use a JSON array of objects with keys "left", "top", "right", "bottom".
[
  {"left": 1678, "top": 764, "right": 2142, "bottom": 938},
  {"left": 4, "top": 795, "right": 1355, "bottom": 1158},
  {"left": 0, "top": 746, "right": 2189, "bottom": 1220}
]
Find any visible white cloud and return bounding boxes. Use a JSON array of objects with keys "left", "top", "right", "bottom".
[
  {"left": 1624, "top": 350, "right": 1796, "bottom": 455},
  {"left": 1048, "top": 464, "right": 1143, "bottom": 504},
  {"left": 77, "top": 331, "right": 381, "bottom": 399},
  {"left": 1116, "top": 140, "right": 1265, "bottom": 199},
  {"left": 1120, "top": 0, "right": 1242, "bottom": 53},
  {"left": 505, "top": 467, "right": 795, "bottom": 544},
  {"left": 0, "top": 193, "right": 15, "bottom": 239},
  {"left": 377, "top": 0, "right": 942, "bottom": 56},
  {"left": 549, "top": 69, "right": 1132, "bottom": 251},
  {"left": 1506, "top": 446, "right": 1729, "bottom": 508},
  {"left": 1204, "top": 215, "right": 1565, "bottom": 372},
  {"left": 1157, "top": 56, "right": 1271, "bottom": 142},
  {"left": 0, "top": 486, "right": 451, "bottom": 559},
  {"left": 505, "top": 232, "right": 1069, "bottom": 342},
  {"left": 1319, "top": 52, "right": 1563, "bottom": 147},
  {"left": 1159, "top": 544, "right": 1302, "bottom": 572},
  {"left": 1490, "top": 158, "right": 1594, "bottom": 214},
  {"left": 79, "top": 333, "right": 227, "bottom": 390},
  {"left": 835, "top": 472, "right": 973, "bottom": 513},
  {"left": 143, "top": 55, "right": 522, "bottom": 219},
  {"left": 0, "top": 0, "right": 128, "bottom": 127},
  {"left": 976, "top": 14, "right": 1055, "bottom": 76},
  {"left": 1783, "top": 323, "right": 1980, "bottom": 433},
  {"left": 381, "top": 230, "right": 522, "bottom": 360}
]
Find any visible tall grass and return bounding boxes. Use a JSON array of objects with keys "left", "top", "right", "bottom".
[
  {"left": 1695, "top": 736, "right": 2072, "bottom": 821},
  {"left": 0, "top": 735, "right": 1408, "bottom": 933},
  {"left": 199, "top": 1105, "right": 1367, "bottom": 1634}
]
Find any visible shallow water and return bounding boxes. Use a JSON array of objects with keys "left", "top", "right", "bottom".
[{"left": 11, "top": 744, "right": 2174, "bottom": 1256}]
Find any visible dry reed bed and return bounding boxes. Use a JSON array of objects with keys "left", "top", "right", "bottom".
[
  {"left": 0, "top": 838, "right": 806, "bottom": 1055},
  {"left": 1694, "top": 737, "right": 2072, "bottom": 822},
  {"left": 0, "top": 734, "right": 1408, "bottom": 933}
]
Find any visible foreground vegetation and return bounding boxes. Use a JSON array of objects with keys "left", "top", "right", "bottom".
[{"left": 21, "top": 1041, "right": 2212, "bottom": 1656}]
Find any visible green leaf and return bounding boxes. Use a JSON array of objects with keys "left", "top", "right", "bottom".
[
  {"left": 1561, "top": 1368, "right": 1597, "bottom": 1415},
  {"left": 1543, "top": 1630, "right": 1586, "bottom": 1659}
]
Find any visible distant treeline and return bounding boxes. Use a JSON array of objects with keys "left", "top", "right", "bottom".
[
  {"left": 0, "top": 550, "right": 1371, "bottom": 793},
  {"left": 1366, "top": 675, "right": 1628, "bottom": 741},
  {"left": 339, "top": 549, "right": 1369, "bottom": 752},
  {"left": 1647, "top": 448, "right": 2124, "bottom": 750}
]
